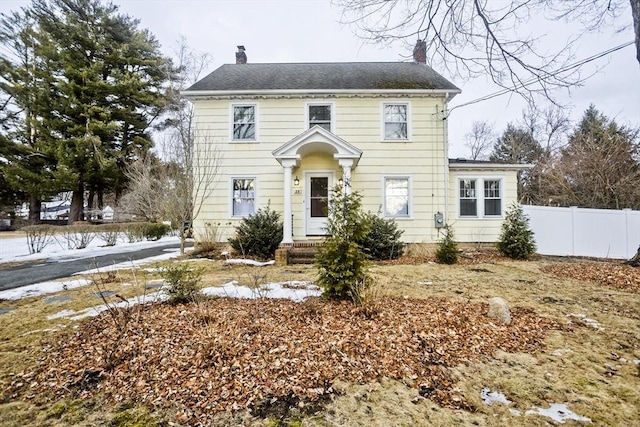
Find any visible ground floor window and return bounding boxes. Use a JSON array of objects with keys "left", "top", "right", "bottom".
[
  {"left": 232, "top": 177, "right": 256, "bottom": 217},
  {"left": 458, "top": 178, "right": 502, "bottom": 218},
  {"left": 384, "top": 176, "right": 410, "bottom": 218}
]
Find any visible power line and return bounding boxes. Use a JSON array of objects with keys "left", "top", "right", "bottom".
[{"left": 446, "top": 40, "right": 635, "bottom": 117}]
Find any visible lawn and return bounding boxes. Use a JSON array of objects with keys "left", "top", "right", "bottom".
[{"left": 0, "top": 252, "right": 639, "bottom": 426}]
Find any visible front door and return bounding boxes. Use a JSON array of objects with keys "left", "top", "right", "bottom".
[{"left": 306, "top": 173, "right": 332, "bottom": 235}]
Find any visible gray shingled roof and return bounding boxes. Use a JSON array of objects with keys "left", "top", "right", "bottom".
[{"left": 186, "top": 62, "right": 459, "bottom": 92}]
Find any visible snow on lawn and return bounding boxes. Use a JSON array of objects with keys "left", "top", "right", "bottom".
[
  {"left": 48, "top": 281, "right": 322, "bottom": 321},
  {"left": 201, "top": 280, "right": 321, "bottom": 301},
  {"left": 0, "top": 233, "right": 181, "bottom": 264},
  {"left": 0, "top": 278, "right": 92, "bottom": 300}
]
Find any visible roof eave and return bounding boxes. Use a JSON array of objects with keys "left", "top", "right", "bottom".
[
  {"left": 449, "top": 162, "right": 533, "bottom": 171},
  {"left": 181, "top": 88, "right": 461, "bottom": 99}
]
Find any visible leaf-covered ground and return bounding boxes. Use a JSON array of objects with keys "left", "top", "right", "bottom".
[
  {"left": 541, "top": 261, "right": 640, "bottom": 293},
  {"left": 22, "top": 297, "right": 556, "bottom": 425}
]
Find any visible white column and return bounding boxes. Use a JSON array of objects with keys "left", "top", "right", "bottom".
[
  {"left": 338, "top": 159, "right": 354, "bottom": 195},
  {"left": 281, "top": 160, "right": 296, "bottom": 245}
]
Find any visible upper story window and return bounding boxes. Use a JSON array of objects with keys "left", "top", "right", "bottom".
[
  {"left": 232, "top": 104, "right": 256, "bottom": 141},
  {"left": 384, "top": 176, "right": 410, "bottom": 218},
  {"left": 383, "top": 103, "right": 409, "bottom": 140},
  {"left": 458, "top": 178, "right": 503, "bottom": 218},
  {"left": 232, "top": 177, "right": 256, "bottom": 217},
  {"left": 308, "top": 104, "right": 332, "bottom": 131}
]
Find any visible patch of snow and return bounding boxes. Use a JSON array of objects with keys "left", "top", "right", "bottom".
[
  {"left": 225, "top": 258, "right": 275, "bottom": 267},
  {"left": 553, "top": 348, "right": 573, "bottom": 357},
  {"left": 567, "top": 313, "right": 603, "bottom": 331},
  {"left": 417, "top": 281, "right": 433, "bottom": 285},
  {"left": 0, "top": 235, "right": 181, "bottom": 264},
  {"left": 0, "top": 156, "right": 8, "bottom": 164},
  {"left": 633, "top": 359, "right": 640, "bottom": 366},
  {"left": 0, "top": 279, "right": 92, "bottom": 300},
  {"left": 201, "top": 280, "right": 321, "bottom": 302},
  {"left": 525, "top": 403, "right": 591, "bottom": 424},
  {"left": 509, "top": 409, "right": 522, "bottom": 416},
  {"left": 481, "top": 388, "right": 511, "bottom": 406},
  {"left": 48, "top": 291, "right": 167, "bottom": 321}
]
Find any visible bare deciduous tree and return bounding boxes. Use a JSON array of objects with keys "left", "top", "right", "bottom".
[
  {"left": 335, "top": 0, "right": 638, "bottom": 101},
  {"left": 464, "top": 120, "right": 495, "bottom": 160}
]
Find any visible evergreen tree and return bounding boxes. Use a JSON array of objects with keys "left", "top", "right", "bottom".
[
  {"left": 315, "top": 187, "right": 370, "bottom": 301},
  {"left": 548, "top": 105, "right": 640, "bottom": 209},
  {"left": 497, "top": 203, "right": 536, "bottom": 260},
  {"left": 435, "top": 225, "right": 459, "bottom": 264}
]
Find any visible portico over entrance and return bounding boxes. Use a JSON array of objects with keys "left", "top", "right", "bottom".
[{"left": 272, "top": 125, "right": 362, "bottom": 245}]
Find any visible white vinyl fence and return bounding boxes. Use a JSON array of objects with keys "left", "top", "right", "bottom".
[{"left": 522, "top": 205, "right": 640, "bottom": 259}]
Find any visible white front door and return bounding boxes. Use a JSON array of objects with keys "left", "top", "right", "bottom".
[{"left": 305, "top": 173, "right": 332, "bottom": 235}]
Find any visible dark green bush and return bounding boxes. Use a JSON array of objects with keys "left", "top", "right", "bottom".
[
  {"left": 315, "top": 188, "right": 370, "bottom": 301},
  {"left": 228, "top": 206, "right": 283, "bottom": 260},
  {"left": 435, "top": 225, "right": 459, "bottom": 264},
  {"left": 497, "top": 203, "right": 537, "bottom": 259},
  {"left": 359, "top": 213, "right": 405, "bottom": 260},
  {"left": 161, "top": 264, "right": 203, "bottom": 304},
  {"left": 144, "top": 223, "right": 170, "bottom": 241}
]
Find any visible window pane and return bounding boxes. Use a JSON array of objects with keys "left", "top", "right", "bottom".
[
  {"left": 233, "top": 178, "right": 255, "bottom": 216},
  {"left": 484, "top": 199, "right": 501, "bottom": 216},
  {"left": 459, "top": 179, "right": 476, "bottom": 198},
  {"left": 384, "top": 105, "right": 406, "bottom": 122},
  {"left": 233, "top": 123, "right": 255, "bottom": 140},
  {"left": 309, "top": 105, "right": 330, "bottom": 121},
  {"left": 384, "top": 123, "right": 407, "bottom": 139},
  {"left": 484, "top": 180, "right": 500, "bottom": 198},
  {"left": 460, "top": 199, "right": 477, "bottom": 216},
  {"left": 385, "top": 178, "right": 409, "bottom": 217},
  {"left": 310, "top": 177, "right": 329, "bottom": 217}
]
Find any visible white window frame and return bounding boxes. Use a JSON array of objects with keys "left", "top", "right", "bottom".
[
  {"left": 230, "top": 103, "right": 258, "bottom": 142},
  {"left": 458, "top": 178, "right": 478, "bottom": 218},
  {"left": 229, "top": 176, "right": 257, "bottom": 218},
  {"left": 306, "top": 101, "right": 335, "bottom": 132},
  {"left": 381, "top": 102, "right": 410, "bottom": 141},
  {"left": 382, "top": 175, "right": 412, "bottom": 219},
  {"left": 483, "top": 179, "right": 503, "bottom": 217},
  {"left": 457, "top": 177, "right": 504, "bottom": 219}
]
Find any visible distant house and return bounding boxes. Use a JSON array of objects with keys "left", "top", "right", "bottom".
[{"left": 182, "top": 43, "right": 528, "bottom": 246}]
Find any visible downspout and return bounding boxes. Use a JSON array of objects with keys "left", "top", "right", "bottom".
[{"left": 443, "top": 93, "right": 450, "bottom": 230}]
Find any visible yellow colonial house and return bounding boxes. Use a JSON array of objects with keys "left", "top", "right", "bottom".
[{"left": 182, "top": 45, "right": 527, "bottom": 249}]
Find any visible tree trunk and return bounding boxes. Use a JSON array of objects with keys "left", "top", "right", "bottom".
[
  {"left": 97, "top": 190, "right": 104, "bottom": 220},
  {"left": 628, "top": 245, "right": 640, "bottom": 267},
  {"left": 69, "top": 180, "right": 84, "bottom": 224},
  {"left": 28, "top": 194, "right": 41, "bottom": 224}
]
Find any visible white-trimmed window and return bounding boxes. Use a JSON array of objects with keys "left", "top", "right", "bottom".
[
  {"left": 382, "top": 103, "right": 409, "bottom": 140},
  {"left": 458, "top": 178, "right": 503, "bottom": 217},
  {"left": 308, "top": 104, "right": 332, "bottom": 131},
  {"left": 231, "top": 177, "right": 256, "bottom": 217},
  {"left": 384, "top": 176, "right": 410, "bottom": 218},
  {"left": 459, "top": 179, "right": 477, "bottom": 217},
  {"left": 232, "top": 104, "right": 256, "bottom": 141},
  {"left": 484, "top": 179, "right": 502, "bottom": 216}
]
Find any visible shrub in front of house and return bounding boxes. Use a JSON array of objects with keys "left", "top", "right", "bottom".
[
  {"left": 359, "top": 212, "right": 405, "bottom": 260},
  {"left": 228, "top": 206, "right": 283, "bottom": 260},
  {"left": 316, "top": 188, "right": 370, "bottom": 301},
  {"left": 435, "top": 225, "right": 459, "bottom": 264},
  {"left": 497, "top": 203, "right": 536, "bottom": 260}
]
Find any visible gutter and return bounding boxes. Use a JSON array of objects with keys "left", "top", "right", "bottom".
[{"left": 181, "top": 88, "right": 462, "bottom": 99}]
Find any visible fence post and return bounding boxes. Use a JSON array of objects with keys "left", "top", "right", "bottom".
[
  {"left": 570, "top": 206, "right": 577, "bottom": 256},
  {"left": 623, "top": 208, "right": 631, "bottom": 258}
]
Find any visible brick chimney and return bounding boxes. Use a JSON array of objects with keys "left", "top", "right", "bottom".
[
  {"left": 413, "top": 39, "right": 427, "bottom": 64},
  {"left": 235, "top": 45, "right": 247, "bottom": 64}
]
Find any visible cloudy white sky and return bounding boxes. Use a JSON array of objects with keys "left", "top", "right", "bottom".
[{"left": 1, "top": 0, "right": 638, "bottom": 157}]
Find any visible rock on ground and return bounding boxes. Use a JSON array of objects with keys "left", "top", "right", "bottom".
[{"left": 487, "top": 297, "right": 511, "bottom": 325}]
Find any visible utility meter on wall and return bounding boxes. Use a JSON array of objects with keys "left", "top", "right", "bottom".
[{"left": 434, "top": 212, "right": 444, "bottom": 228}]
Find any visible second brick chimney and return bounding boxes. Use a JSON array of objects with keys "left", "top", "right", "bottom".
[{"left": 413, "top": 40, "right": 427, "bottom": 64}]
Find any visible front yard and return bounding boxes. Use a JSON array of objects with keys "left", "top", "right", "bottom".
[{"left": 1, "top": 252, "right": 639, "bottom": 426}]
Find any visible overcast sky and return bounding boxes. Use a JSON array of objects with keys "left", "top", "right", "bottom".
[{"left": 1, "top": 0, "right": 638, "bottom": 157}]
